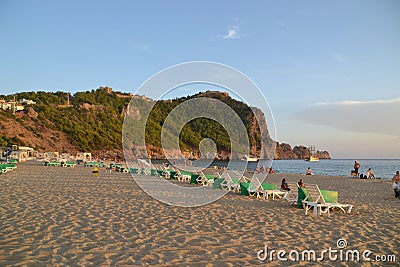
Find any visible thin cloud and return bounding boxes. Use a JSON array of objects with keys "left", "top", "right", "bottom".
[
  {"left": 223, "top": 26, "right": 240, "bottom": 39},
  {"left": 293, "top": 98, "right": 400, "bottom": 137},
  {"left": 219, "top": 26, "right": 250, "bottom": 40},
  {"left": 331, "top": 53, "right": 347, "bottom": 64},
  {"left": 313, "top": 98, "right": 400, "bottom": 106}
]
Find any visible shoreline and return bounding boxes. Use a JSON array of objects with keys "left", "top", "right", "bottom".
[{"left": 0, "top": 162, "right": 398, "bottom": 265}]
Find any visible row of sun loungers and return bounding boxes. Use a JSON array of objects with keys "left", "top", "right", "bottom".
[
  {"left": 44, "top": 160, "right": 77, "bottom": 167},
  {"left": 137, "top": 165, "right": 353, "bottom": 217},
  {"left": 41, "top": 159, "right": 353, "bottom": 217},
  {"left": 85, "top": 161, "right": 108, "bottom": 168},
  {"left": 43, "top": 160, "right": 116, "bottom": 168}
]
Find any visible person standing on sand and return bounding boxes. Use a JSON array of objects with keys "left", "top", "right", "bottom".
[
  {"left": 392, "top": 171, "right": 400, "bottom": 183},
  {"left": 367, "top": 168, "right": 376, "bottom": 180},
  {"left": 354, "top": 161, "right": 361, "bottom": 177},
  {"left": 392, "top": 171, "right": 400, "bottom": 198}
]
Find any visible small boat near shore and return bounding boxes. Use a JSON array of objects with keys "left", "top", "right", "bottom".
[
  {"left": 242, "top": 155, "right": 259, "bottom": 162},
  {"left": 306, "top": 156, "right": 319, "bottom": 162}
]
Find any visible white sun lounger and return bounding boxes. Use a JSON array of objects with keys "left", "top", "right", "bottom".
[
  {"left": 284, "top": 182, "right": 300, "bottom": 205},
  {"left": 220, "top": 172, "right": 244, "bottom": 193},
  {"left": 302, "top": 184, "right": 353, "bottom": 217}
]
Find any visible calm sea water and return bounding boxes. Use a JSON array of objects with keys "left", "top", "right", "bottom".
[
  {"left": 156, "top": 159, "right": 400, "bottom": 180},
  {"left": 267, "top": 159, "right": 399, "bottom": 180}
]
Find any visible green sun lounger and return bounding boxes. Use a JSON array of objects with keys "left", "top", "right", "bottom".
[
  {"left": 169, "top": 171, "right": 177, "bottom": 180},
  {"left": 212, "top": 178, "right": 224, "bottom": 189},
  {"left": 190, "top": 173, "right": 200, "bottom": 184},
  {"left": 130, "top": 168, "right": 139, "bottom": 174}
]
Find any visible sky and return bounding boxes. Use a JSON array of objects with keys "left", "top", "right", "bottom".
[{"left": 0, "top": 0, "right": 399, "bottom": 159}]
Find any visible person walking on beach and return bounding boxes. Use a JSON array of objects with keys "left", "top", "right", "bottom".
[
  {"left": 367, "top": 168, "right": 376, "bottom": 180},
  {"left": 354, "top": 161, "right": 361, "bottom": 177}
]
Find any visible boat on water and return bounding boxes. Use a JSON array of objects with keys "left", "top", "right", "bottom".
[
  {"left": 306, "top": 156, "right": 319, "bottom": 162},
  {"left": 305, "top": 146, "right": 319, "bottom": 162},
  {"left": 242, "top": 155, "right": 259, "bottom": 162}
]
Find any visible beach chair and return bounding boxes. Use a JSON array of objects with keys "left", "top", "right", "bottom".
[
  {"left": 129, "top": 168, "right": 139, "bottom": 174},
  {"left": 123, "top": 167, "right": 131, "bottom": 173},
  {"left": 262, "top": 184, "right": 288, "bottom": 200},
  {"left": 161, "top": 166, "right": 171, "bottom": 179},
  {"left": 246, "top": 177, "right": 264, "bottom": 198},
  {"left": 302, "top": 184, "right": 353, "bottom": 217},
  {"left": 169, "top": 169, "right": 178, "bottom": 180},
  {"left": 284, "top": 182, "right": 300, "bottom": 205},
  {"left": 84, "top": 161, "right": 92, "bottom": 167},
  {"left": 85, "top": 161, "right": 101, "bottom": 167},
  {"left": 141, "top": 167, "right": 151, "bottom": 175},
  {"left": 248, "top": 180, "right": 285, "bottom": 200},
  {"left": 301, "top": 184, "right": 329, "bottom": 216},
  {"left": 174, "top": 168, "right": 192, "bottom": 182},
  {"left": 239, "top": 180, "right": 263, "bottom": 197},
  {"left": 99, "top": 162, "right": 108, "bottom": 168},
  {"left": 2, "top": 163, "right": 17, "bottom": 171},
  {"left": 115, "top": 164, "right": 124, "bottom": 172},
  {"left": 62, "top": 161, "right": 76, "bottom": 167},
  {"left": 196, "top": 171, "right": 216, "bottom": 186},
  {"left": 203, "top": 172, "right": 217, "bottom": 186},
  {"left": 48, "top": 160, "right": 61, "bottom": 166},
  {"left": 0, "top": 165, "right": 8, "bottom": 174},
  {"left": 182, "top": 171, "right": 192, "bottom": 182},
  {"left": 156, "top": 169, "right": 164, "bottom": 177},
  {"left": 246, "top": 176, "right": 286, "bottom": 200},
  {"left": 109, "top": 163, "right": 117, "bottom": 169},
  {"left": 220, "top": 172, "right": 243, "bottom": 193}
]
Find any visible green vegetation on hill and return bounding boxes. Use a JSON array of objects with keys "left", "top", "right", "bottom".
[
  {"left": 0, "top": 89, "right": 130, "bottom": 150},
  {"left": 0, "top": 88, "right": 264, "bottom": 157},
  {"left": 144, "top": 91, "right": 261, "bottom": 157}
]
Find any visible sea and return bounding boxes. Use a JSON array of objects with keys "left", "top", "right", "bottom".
[{"left": 155, "top": 159, "right": 400, "bottom": 180}]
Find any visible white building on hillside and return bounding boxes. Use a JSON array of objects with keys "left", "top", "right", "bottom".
[{"left": 19, "top": 98, "right": 36, "bottom": 105}]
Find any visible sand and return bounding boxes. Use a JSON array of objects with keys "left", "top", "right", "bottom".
[{"left": 0, "top": 161, "right": 399, "bottom": 266}]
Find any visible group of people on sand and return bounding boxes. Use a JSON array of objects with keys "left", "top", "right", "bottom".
[
  {"left": 355, "top": 161, "right": 399, "bottom": 199},
  {"left": 353, "top": 160, "right": 376, "bottom": 180},
  {"left": 280, "top": 178, "right": 306, "bottom": 191},
  {"left": 255, "top": 166, "right": 275, "bottom": 174}
]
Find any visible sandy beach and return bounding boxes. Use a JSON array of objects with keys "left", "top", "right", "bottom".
[{"left": 0, "top": 162, "right": 399, "bottom": 266}]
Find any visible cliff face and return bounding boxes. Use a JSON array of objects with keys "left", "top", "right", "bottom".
[
  {"left": 274, "top": 143, "right": 293, "bottom": 159},
  {"left": 249, "top": 107, "right": 275, "bottom": 160},
  {"left": 274, "top": 142, "right": 331, "bottom": 160},
  {"left": 316, "top": 150, "right": 331, "bottom": 159}
]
